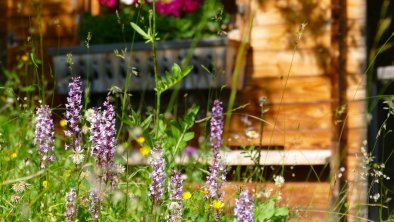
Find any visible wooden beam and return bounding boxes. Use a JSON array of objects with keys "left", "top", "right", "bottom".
[
  {"left": 127, "top": 149, "right": 331, "bottom": 166},
  {"left": 330, "top": 0, "right": 348, "bottom": 220}
]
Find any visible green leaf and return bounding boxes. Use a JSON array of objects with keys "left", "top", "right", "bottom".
[
  {"left": 130, "top": 22, "right": 150, "bottom": 40},
  {"left": 255, "top": 200, "right": 275, "bottom": 222},
  {"left": 172, "top": 62, "right": 182, "bottom": 75},
  {"left": 30, "top": 52, "right": 41, "bottom": 68},
  {"left": 183, "top": 132, "right": 195, "bottom": 142},
  {"left": 20, "top": 85, "right": 36, "bottom": 92},
  {"left": 274, "top": 206, "right": 289, "bottom": 217},
  {"left": 156, "top": 64, "right": 193, "bottom": 94},
  {"left": 140, "top": 114, "right": 153, "bottom": 130}
]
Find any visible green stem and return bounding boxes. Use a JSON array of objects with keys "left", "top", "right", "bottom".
[
  {"left": 116, "top": 7, "right": 142, "bottom": 140},
  {"left": 224, "top": 11, "right": 254, "bottom": 139},
  {"left": 151, "top": 1, "right": 161, "bottom": 138}
]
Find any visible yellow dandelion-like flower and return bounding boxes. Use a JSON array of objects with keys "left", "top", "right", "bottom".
[
  {"left": 200, "top": 189, "right": 209, "bottom": 195},
  {"left": 59, "top": 119, "right": 67, "bottom": 127},
  {"left": 42, "top": 181, "right": 48, "bottom": 189},
  {"left": 183, "top": 191, "right": 192, "bottom": 200},
  {"left": 136, "top": 136, "right": 145, "bottom": 145},
  {"left": 21, "top": 55, "right": 29, "bottom": 62},
  {"left": 11, "top": 152, "right": 17, "bottom": 159},
  {"left": 139, "top": 146, "right": 150, "bottom": 157},
  {"left": 212, "top": 199, "right": 224, "bottom": 209}
]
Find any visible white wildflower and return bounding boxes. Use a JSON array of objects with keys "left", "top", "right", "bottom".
[
  {"left": 263, "top": 187, "right": 273, "bottom": 198},
  {"left": 274, "top": 175, "right": 285, "bottom": 188},
  {"left": 72, "top": 146, "right": 85, "bottom": 164},
  {"left": 370, "top": 193, "right": 380, "bottom": 202},
  {"left": 12, "top": 181, "right": 29, "bottom": 193}
]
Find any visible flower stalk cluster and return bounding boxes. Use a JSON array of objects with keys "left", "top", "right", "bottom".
[
  {"left": 65, "top": 188, "right": 77, "bottom": 222},
  {"left": 89, "top": 190, "right": 100, "bottom": 220},
  {"left": 89, "top": 97, "right": 118, "bottom": 189},
  {"left": 234, "top": 190, "right": 254, "bottom": 222},
  {"left": 149, "top": 145, "right": 166, "bottom": 204},
  {"left": 205, "top": 100, "right": 226, "bottom": 199},
  {"left": 64, "top": 76, "right": 84, "bottom": 164},
  {"left": 167, "top": 170, "right": 184, "bottom": 222},
  {"left": 34, "top": 105, "right": 55, "bottom": 169}
]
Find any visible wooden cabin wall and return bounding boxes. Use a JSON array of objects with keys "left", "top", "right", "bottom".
[
  {"left": 4, "top": 0, "right": 80, "bottom": 68},
  {"left": 346, "top": 0, "right": 367, "bottom": 220},
  {"left": 231, "top": 0, "right": 367, "bottom": 220}
]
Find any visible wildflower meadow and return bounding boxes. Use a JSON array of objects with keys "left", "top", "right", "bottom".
[{"left": 1, "top": 0, "right": 394, "bottom": 221}]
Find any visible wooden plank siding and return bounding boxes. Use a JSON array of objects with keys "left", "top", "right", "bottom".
[
  {"left": 234, "top": 0, "right": 367, "bottom": 220},
  {"left": 4, "top": 0, "right": 79, "bottom": 68}
]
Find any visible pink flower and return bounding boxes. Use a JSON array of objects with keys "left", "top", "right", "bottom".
[
  {"left": 156, "top": 0, "right": 183, "bottom": 17},
  {"left": 98, "top": 0, "right": 117, "bottom": 8},
  {"left": 182, "top": 0, "right": 202, "bottom": 12}
]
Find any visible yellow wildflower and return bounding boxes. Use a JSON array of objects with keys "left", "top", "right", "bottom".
[
  {"left": 200, "top": 189, "right": 209, "bottom": 195},
  {"left": 139, "top": 146, "right": 150, "bottom": 157},
  {"left": 21, "top": 55, "right": 29, "bottom": 62},
  {"left": 136, "top": 136, "right": 145, "bottom": 145},
  {"left": 11, "top": 152, "right": 17, "bottom": 159},
  {"left": 212, "top": 199, "right": 224, "bottom": 209},
  {"left": 183, "top": 191, "right": 192, "bottom": 200},
  {"left": 59, "top": 119, "right": 67, "bottom": 127},
  {"left": 42, "top": 181, "right": 48, "bottom": 189}
]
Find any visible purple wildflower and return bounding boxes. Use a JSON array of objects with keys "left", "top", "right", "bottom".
[
  {"left": 205, "top": 153, "right": 226, "bottom": 199},
  {"left": 89, "top": 190, "right": 100, "bottom": 220},
  {"left": 210, "top": 100, "right": 224, "bottom": 155},
  {"left": 234, "top": 190, "right": 254, "bottom": 222},
  {"left": 65, "top": 188, "right": 77, "bottom": 222},
  {"left": 182, "top": 146, "right": 198, "bottom": 156},
  {"left": 205, "top": 99, "right": 226, "bottom": 199},
  {"left": 89, "top": 108, "right": 102, "bottom": 158},
  {"left": 89, "top": 98, "right": 118, "bottom": 189},
  {"left": 65, "top": 76, "right": 84, "bottom": 164},
  {"left": 34, "top": 105, "right": 55, "bottom": 169},
  {"left": 149, "top": 145, "right": 166, "bottom": 203},
  {"left": 167, "top": 170, "right": 184, "bottom": 221}
]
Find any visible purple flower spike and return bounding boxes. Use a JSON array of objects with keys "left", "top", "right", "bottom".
[
  {"left": 167, "top": 170, "right": 184, "bottom": 221},
  {"left": 89, "top": 97, "right": 118, "bottom": 189},
  {"left": 65, "top": 76, "right": 84, "bottom": 164},
  {"left": 234, "top": 190, "right": 254, "bottom": 222},
  {"left": 205, "top": 100, "right": 226, "bottom": 199},
  {"left": 149, "top": 145, "right": 166, "bottom": 203},
  {"left": 205, "top": 153, "right": 226, "bottom": 199},
  {"left": 34, "top": 105, "right": 55, "bottom": 169},
  {"left": 65, "top": 188, "right": 77, "bottom": 222},
  {"left": 89, "top": 190, "right": 100, "bottom": 220},
  {"left": 210, "top": 100, "right": 224, "bottom": 155}
]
